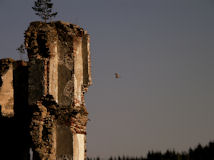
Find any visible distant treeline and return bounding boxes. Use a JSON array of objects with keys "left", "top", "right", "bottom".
[{"left": 87, "top": 141, "right": 214, "bottom": 160}]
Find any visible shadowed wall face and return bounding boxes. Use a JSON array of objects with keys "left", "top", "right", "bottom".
[
  {"left": 56, "top": 125, "right": 73, "bottom": 159},
  {"left": 0, "top": 59, "right": 29, "bottom": 160}
]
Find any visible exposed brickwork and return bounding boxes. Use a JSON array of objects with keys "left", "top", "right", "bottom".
[{"left": 0, "top": 21, "right": 91, "bottom": 160}]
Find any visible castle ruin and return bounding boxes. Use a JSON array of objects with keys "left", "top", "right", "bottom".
[{"left": 0, "top": 21, "right": 92, "bottom": 160}]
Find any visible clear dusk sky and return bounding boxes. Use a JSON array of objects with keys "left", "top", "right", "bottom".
[{"left": 0, "top": 0, "right": 214, "bottom": 159}]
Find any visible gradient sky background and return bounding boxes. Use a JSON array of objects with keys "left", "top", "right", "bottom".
[{"left": 0, "top": 0, "right": 214, "bottom": 159}]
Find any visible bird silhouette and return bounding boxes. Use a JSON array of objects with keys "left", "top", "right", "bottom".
[{"left": 114, "top": 73, "right": 120, "bottom": 78}]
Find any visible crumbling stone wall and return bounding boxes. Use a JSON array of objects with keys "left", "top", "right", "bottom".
[
  {"left": 0, "top": 58, "right": 15, "bottom": 117},
  {"left": 0, "top": 21, "right": 91, "bottom": 160},
  {"left": 0, "top": 59, "right": 29, "bottom": 160}
]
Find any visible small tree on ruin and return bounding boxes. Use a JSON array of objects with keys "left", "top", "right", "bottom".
[{"left": 32, "top": 0, "right": 58, "bottom": 22}]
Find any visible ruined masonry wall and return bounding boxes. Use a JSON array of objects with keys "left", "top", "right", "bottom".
[
  {"left": 0, "top": 59, "right": 29, "bottom": 160},
  {"left": 25, "top": 21, "right": 91, "bottom": 160},
  {"left": 0, "top": 21, "right": 91, "bottom": 160},
  {"left": 0, "top": 59, "right": 14, "bottom": 117}
]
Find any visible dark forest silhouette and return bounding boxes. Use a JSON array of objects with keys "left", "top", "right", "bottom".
[{"left": 87, "top": 141, "right": 214, "bottom": 160}]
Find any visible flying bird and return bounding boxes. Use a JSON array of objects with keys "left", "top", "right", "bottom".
[{"left": 114, "top": 73, "right": 120, "bottom": 79}]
